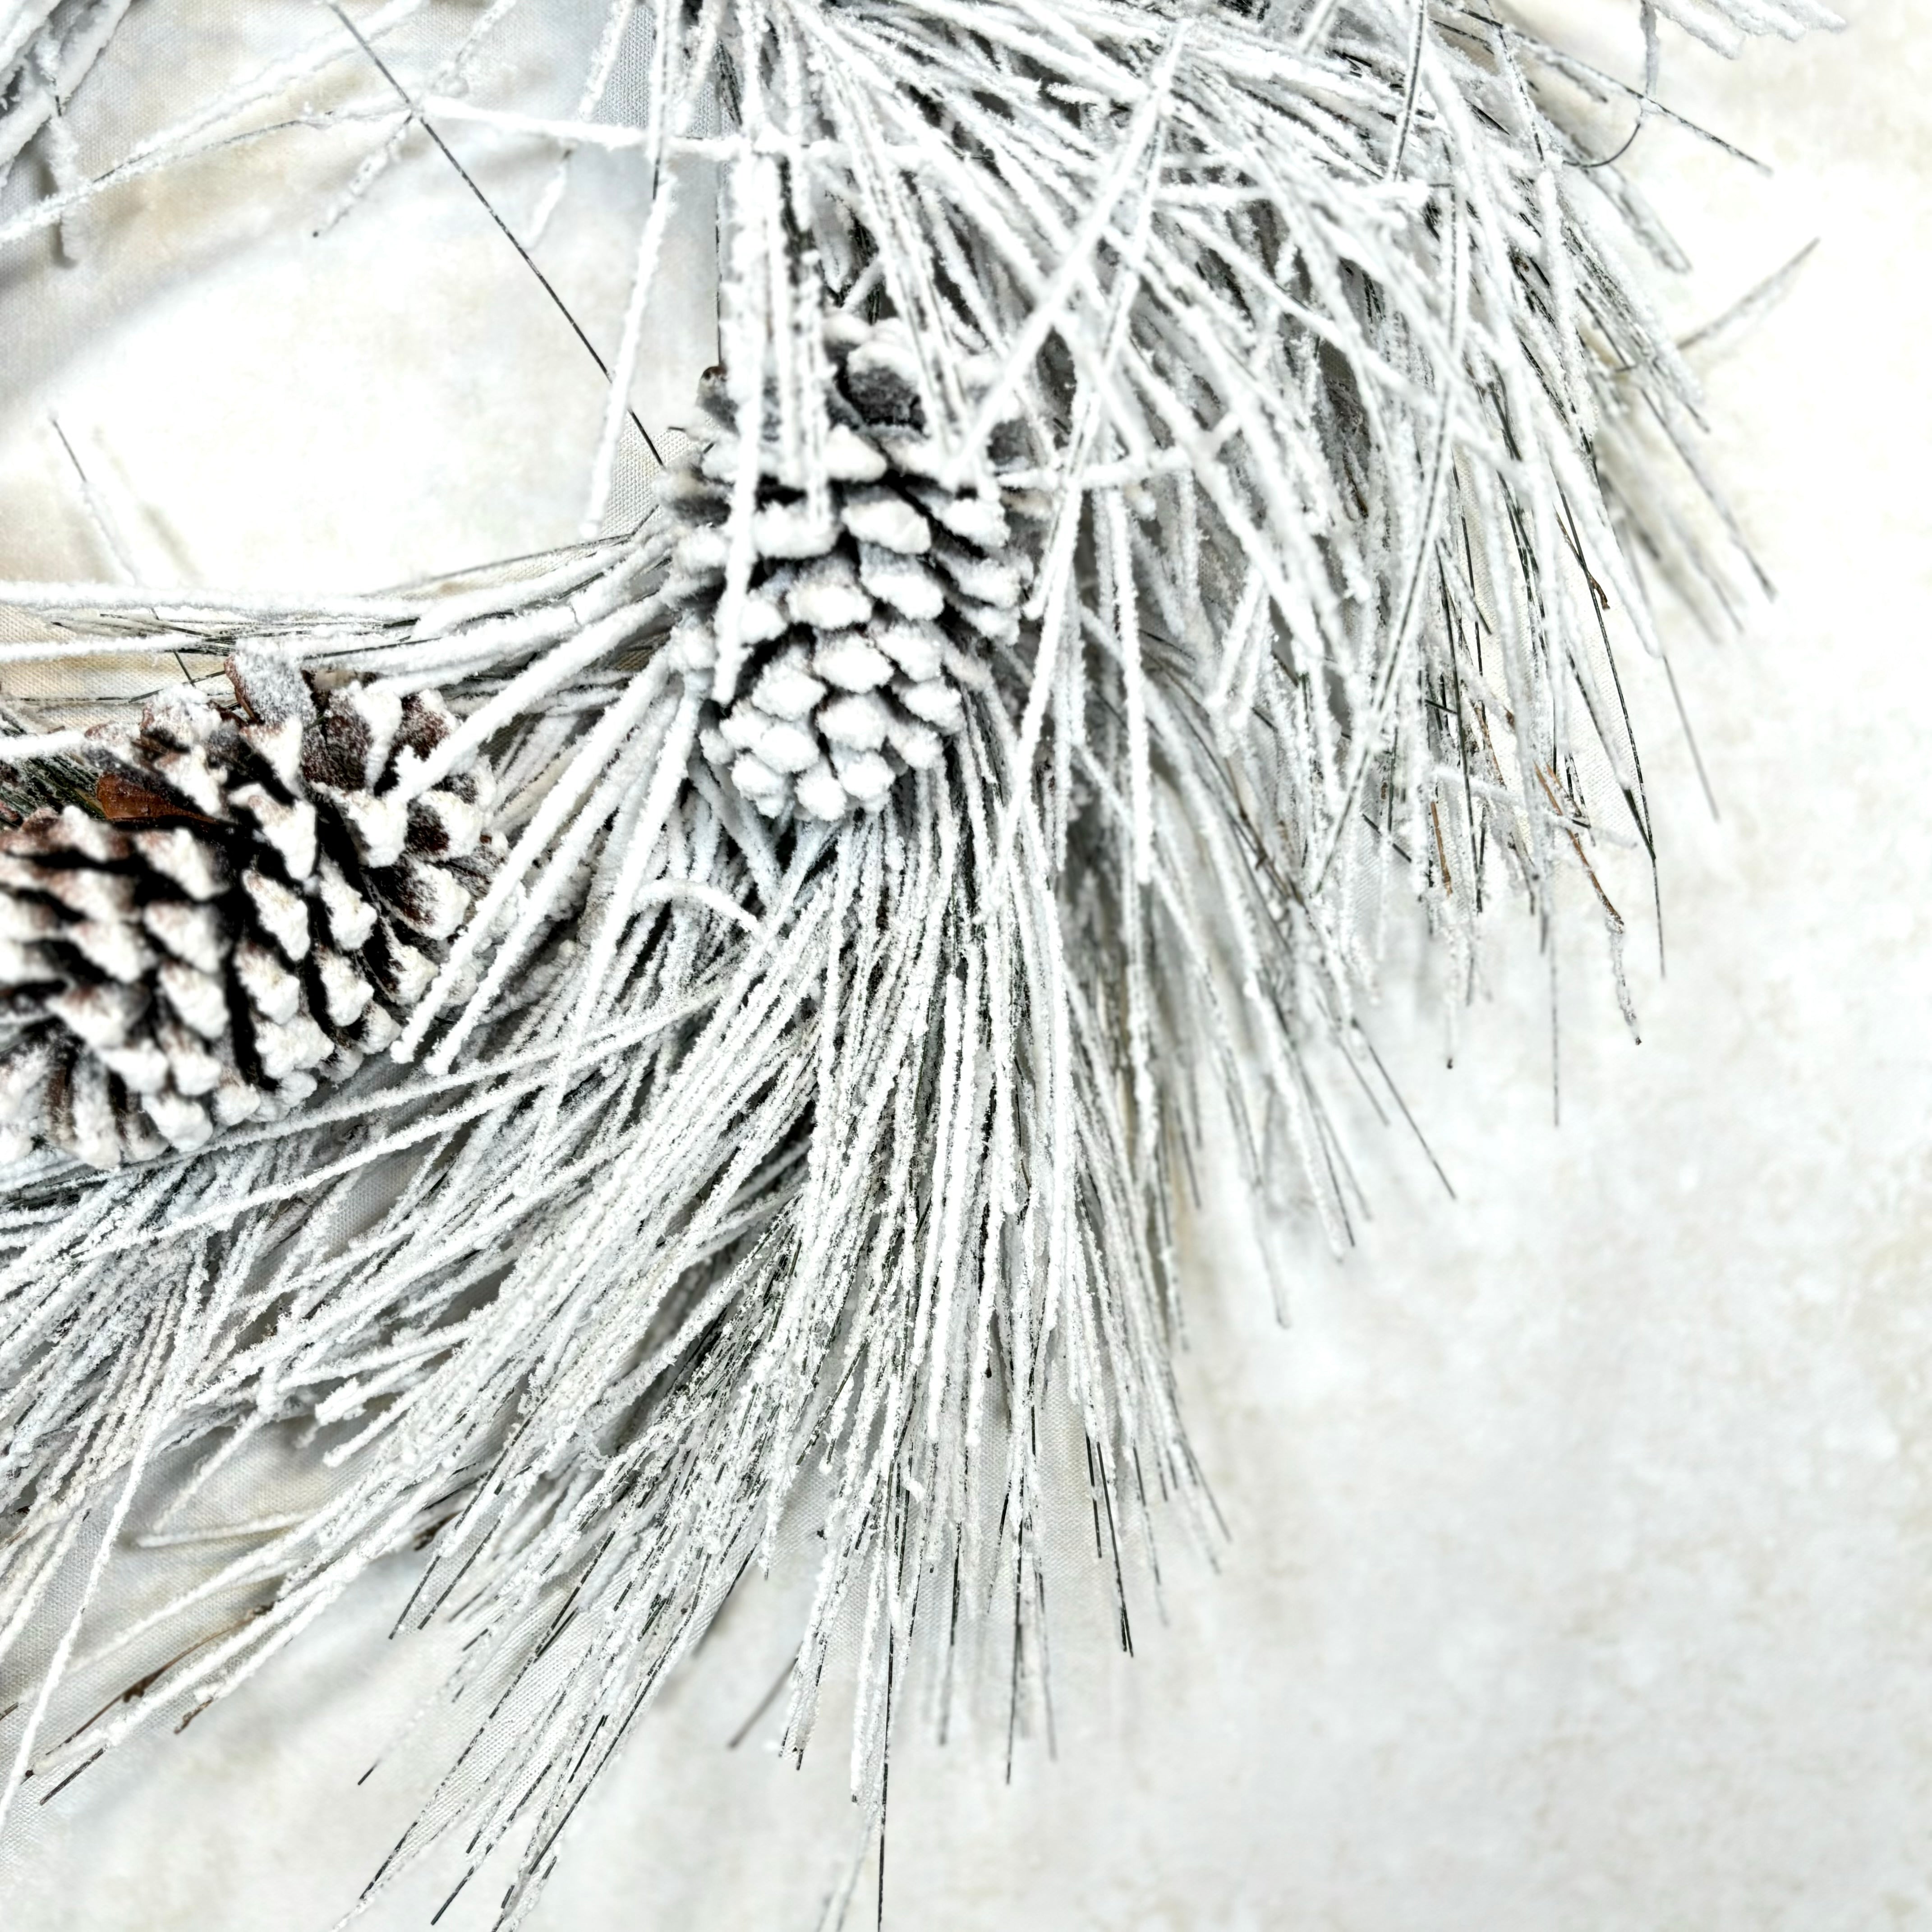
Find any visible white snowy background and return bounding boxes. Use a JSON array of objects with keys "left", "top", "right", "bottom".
[{"left": 0, "top": 2, "right": 1928, "bottom": 1925}]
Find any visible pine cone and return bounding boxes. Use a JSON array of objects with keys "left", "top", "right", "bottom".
[
  {"left": 0, "top": 652, "right": 501, "bottom": 1169},
  {"left": 662, "top": 313, "right": 1046, "bottom": 822}
]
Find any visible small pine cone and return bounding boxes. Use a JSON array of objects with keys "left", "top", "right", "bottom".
[
  {"left": 662, "top": 313, "right": 1048, "bottom": 822},
  {"left": 0, "top": 651, "right": 501, "bottom": 1169}
]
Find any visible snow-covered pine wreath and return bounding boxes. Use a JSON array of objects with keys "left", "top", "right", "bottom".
[{"left": 0, "top": 0, "right": 1841, "bottom": 1922}]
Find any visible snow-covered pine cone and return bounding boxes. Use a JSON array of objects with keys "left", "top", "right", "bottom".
[
  {"left": 662, "top": 313, "right": 1047, "bottom": 822},
  {"left": 0, "top": 652, "right": 501, "bottom": 1169}
]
